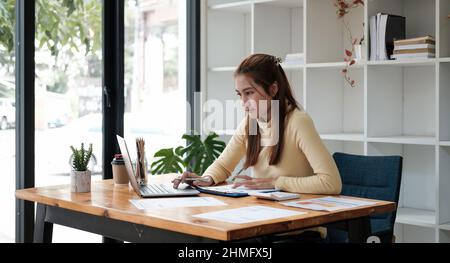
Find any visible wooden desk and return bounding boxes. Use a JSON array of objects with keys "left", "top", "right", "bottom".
[{"left": 15, "top": 174, "right": 396, "bottom": 243}]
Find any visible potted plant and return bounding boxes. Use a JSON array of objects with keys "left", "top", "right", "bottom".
[
  {"left": 70, "top": 143, "right": 93, "bottom": 193},
  {"left": 333, "top": 0, "right": 364, "bottom": 87},
  {"left": 354, "top": 36, "right": 364, "bottom": 61},
  {"left": 151, "top": 132, "right": 226, "bottom": 175}
]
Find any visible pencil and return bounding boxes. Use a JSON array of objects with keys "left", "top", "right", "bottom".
[{"left": 229, "top": 167, "right": 245, "bottom": 182}]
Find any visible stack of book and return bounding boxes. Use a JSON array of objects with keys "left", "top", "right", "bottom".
[
  {"left": 392, "top": 36, "right": 436, "bottom": 60},
  {"left": 369, "top": 13, "right": 405, "bottom": 61},
  {"left": 281, "top": 53, "right": 304, "bottom": 67}
]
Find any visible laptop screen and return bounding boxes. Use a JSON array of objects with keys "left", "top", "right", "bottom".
[{"left": 116, "top": 135, "right": 141, "bottom": 194}]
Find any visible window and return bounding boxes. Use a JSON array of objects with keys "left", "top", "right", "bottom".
[
  {"left": 12, "top": 0, "right": 193, "bottom": 242},
  {"left": 124, "top": 0, "right": 187, "bottom": 167},
  {"left": 34, "top": 0, "right": 103, "bottom": 242},
  {"left": 0, "top": 0, "right": 15, "bottom": 243}
]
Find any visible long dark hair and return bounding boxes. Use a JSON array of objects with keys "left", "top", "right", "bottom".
[{"left": 235, "top": 54, "right": 300, "bottom": 168}]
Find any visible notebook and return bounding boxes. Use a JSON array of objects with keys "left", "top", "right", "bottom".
[{"left": 196, "top": 184, "right": 277, "bottom": 197}]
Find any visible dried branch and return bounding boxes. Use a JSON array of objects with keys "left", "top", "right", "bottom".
[{"left": 332, "top": 0, "right": 364, "bottom": 88}]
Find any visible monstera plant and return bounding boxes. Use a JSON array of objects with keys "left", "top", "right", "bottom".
[{"left": 151, "top": 132, "right": 226, "bottom": 175}]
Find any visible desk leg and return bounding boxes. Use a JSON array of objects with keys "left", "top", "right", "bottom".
[
  {"left": 347, "top": 216, "right": 371, "bottom": 243},
  {"left": 34, "top": 204, "right": 53, "bottom": 243}
]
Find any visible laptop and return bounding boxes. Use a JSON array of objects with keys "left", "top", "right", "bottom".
[{"left": 116, "top": 135, "right": 200, "bottom": 198}]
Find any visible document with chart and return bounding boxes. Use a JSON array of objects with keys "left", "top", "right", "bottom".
[
  {"left": 130, "top": 197, "right": 227, "bottom": 209},
  {"left": 281, "top": 196, "right": 378, "bottom": 212},
  {"left": 197, "top": 184, "right": 277, "bottom": 197},
  {"left": 193, "top": 205, "right": 306, "bottom": 224}
]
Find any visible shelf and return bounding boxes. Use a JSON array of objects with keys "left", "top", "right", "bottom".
[
  {"left": 207, "top": 71, "right": 236, "bottom": 102},
  {"left": 209, "top": 0, "right": 253, "bottom": 13},
  {"left": 209, "top": 0, "right": 302, "bottom": 12},
  {"left": 306, "top": 0, "right": 364, "bottom": 64},
  {"left": 441, "top": 141, "right": 450, "bottom": 146},
  {"left": 439, "top": 223, "right": 450, "bottom": 231},
  {"left": 209, "top": 66, "right": 237, "bottom": 72},
  {"left": 367, "top": 65, "right": 436, "bottom": 138},
  {"left": 320, "top": 133, "right": 365, "bottom": 142},
  {"left": 396, "top": 208, "right": 436, "bottom": 227},
  {"left": 253, "top": 3, "right": 302, "bottom": 59},
  {"left": 323, "top": 140, "right": 365, "bottom": 155},
  {"left": 440, "top": 63, "right": 450, "bottom": 140},
  {"left": 205, "top": 0, "right": 448, "bottom": 243},
  {"left": 439, "top": 146, "right": 450, "bottom": 227},
  {"left": 394, "top": 224, "right": 437, "bottom": 243},
  {"left": 440, "top": 1, "right": 450, "bottom": 58},
  {"left": 367, "top": 136, "right": 436, "bottom": 146},
  {"left": 367, "top": 59, "right": 437, "bottom": 67},
  {"left": 281, "top": 64, "right": 304, "bottom": 70},
  {"left": 266, "top": 0, "right": 303, "bottom": 8},
  {"left": 207, "top": 7, "right": 251, "bottom": 68},
  {"left": 306, "top": 61, "right": 364, "bottom": 69},
  {"left": 368, "top": 0, "right": 436, "bottom": 45},
  {"left": 306, "top": 67, "right": 364, "bottom": 133}
]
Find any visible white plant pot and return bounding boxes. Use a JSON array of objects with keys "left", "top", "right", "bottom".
[
  {"left": 70, "top": 170, "right": 91, "bottom": 193},
  {"left": 354, "top": 44, "right": 365, "bottom": 61}
]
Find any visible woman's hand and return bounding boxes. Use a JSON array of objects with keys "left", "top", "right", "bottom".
[
  {"left": 231, "top": 175, "right": 279, "bottom": 189},
  {"left": 172, "top": 171, "right": 214, "bottom": 189}
]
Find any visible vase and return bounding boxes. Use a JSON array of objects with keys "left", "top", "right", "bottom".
[
  {"left": 70, "top": 170, "right": 91, "bottom": 193},
  {"left": 354, "top": 43, "right": 366, "bottom": 61}
]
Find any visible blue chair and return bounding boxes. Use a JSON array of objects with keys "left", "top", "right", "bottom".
[{"left": 327, "top": 152, "right": 403, "bottom": 243}]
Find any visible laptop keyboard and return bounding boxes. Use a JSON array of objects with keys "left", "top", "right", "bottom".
[{"left": 141, "top": 184, "right": 172, "bottom": 195}]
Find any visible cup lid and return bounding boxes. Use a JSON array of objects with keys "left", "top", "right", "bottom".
[
  {"left": 111, "top": 159, "right": 125, "bottom": 165},
  {"left": 111, "top": 154, "right": 125, "bottom": 165}
]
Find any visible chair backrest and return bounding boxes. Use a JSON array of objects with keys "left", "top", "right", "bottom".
[{"left": 332, "top": 152, "right": 403, "bottom": 235}]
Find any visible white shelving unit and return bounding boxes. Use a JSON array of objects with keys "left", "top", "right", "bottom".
[
  {"left": 203, "top": 0, "right": 450, "bottom": 242},
  {"left": 203, "top": 0, "right": 304, "bottom": 137}
]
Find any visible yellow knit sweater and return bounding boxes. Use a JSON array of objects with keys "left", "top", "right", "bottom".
[{"left": 203, "top": 108, "right": 342, "bottom": 195}]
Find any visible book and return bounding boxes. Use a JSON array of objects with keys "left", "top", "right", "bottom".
[
  {"left": 370, "top": 15, "right": 377, "bottom": 61},
  {"left": 282, "top": 53, "right": 304, "bottom": 67},
  {"left": 394, "top": 36, "right": 435, "bottom": 46},
  {"left": 370, "top": 13, "right": 405, "bottom": 60},
  {"left": 394, "top": 44, "right": 435, "bottom": 50},
  {"left": 383, "top": 14, "right": 406, "bottom": 59},
  {"left": 285, "top": 53, "right": 303, "bottom": 59},
  {"left": 393, "top": 48, "right": 436, "bottom": 55},
  {"left": 391, "top": 53, "right": 435, "bottom": 59},
  {"left": 196, "top": 185, "right": 277, "bottom": 198},
  {"left": 378, "top": 13, "right": 388, "bottom": 60}
]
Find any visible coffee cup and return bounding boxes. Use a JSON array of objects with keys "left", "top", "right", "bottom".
[{"left": 111, "top": 154, "right": 129, "bottom": 185}]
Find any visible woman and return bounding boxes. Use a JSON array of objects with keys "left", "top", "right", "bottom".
[{"left": 173, "top": 54, "right": 341, "bottom": 195}]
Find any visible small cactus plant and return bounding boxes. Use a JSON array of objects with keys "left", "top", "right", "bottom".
[{"left": 70, "top": 143, "right": 93, "bottom": 172}]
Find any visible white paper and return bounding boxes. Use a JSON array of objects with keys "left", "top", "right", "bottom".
[
  {"left": 199, "top": 184, "right": 276, "bottom": 195},
  {"left": 249, "top": 192, "right": 300, "bottom": 201},
  {"left": 370, "top": 15, "right": 377, "bottom": 61},
  {"left": 376, "top": 13, "right": 381, "bottom": 60},
  {"left": 193, "top": 205, "right": 306, "bottom": 224},
  {"left": 282, "top": 196, "right": 378, "bottom": 212},
  {"left": 130, "top": 197, "right": 227, "bottom": 210},
  {"left": 379, "top": 14, "right": 388, "bottom": 60}
]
